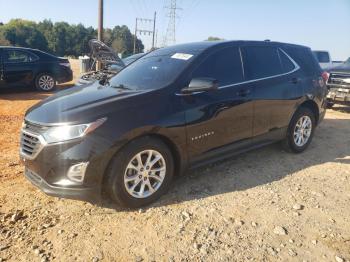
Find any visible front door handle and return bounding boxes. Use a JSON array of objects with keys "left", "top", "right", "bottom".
[{"left": 237, "top": 89, "right": 251, "bottom": 97}]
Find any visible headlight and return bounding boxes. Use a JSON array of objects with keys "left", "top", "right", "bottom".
[{"left": 42, "top": 118, "right": 106, "bottom": 144}]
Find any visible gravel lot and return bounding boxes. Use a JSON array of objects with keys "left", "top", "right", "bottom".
[{"left": 0, "top": 63, "right": 349, "bottom": 261}]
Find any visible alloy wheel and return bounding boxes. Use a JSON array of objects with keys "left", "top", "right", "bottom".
[
  {"left": 293, "top": 115, "right": 312, "bottom": 147},
  {"left": 38, "top": 75, "right": 55, "bottom": 90},
  {"left": 124, "top": 150, "right": 166, "bottom": 198}
]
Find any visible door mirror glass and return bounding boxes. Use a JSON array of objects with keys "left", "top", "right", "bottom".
[{"left": 181, "top": 77, "right": 218, "bottom": 94}]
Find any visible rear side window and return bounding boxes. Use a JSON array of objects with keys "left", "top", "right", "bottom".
[
  {"left": 313, "top": 51, "right": 330, "bottom": 63},
  {"left": 242, "top": 46, "right": 283, "bottom": 80},
  {"left": 286, "top": 47, "right": 320, "bottom": 76},
  {"left": 191, "top": 46, "right": 244, "bottom": 86},
  {"left": 4, "top": 50, "right": 38, "bottom": 63},
  {"left": 278, "top": 49, "right": 295, "bottom": 73}
]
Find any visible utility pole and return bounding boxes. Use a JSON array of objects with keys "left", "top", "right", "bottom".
[
  {"left": 97, "top": 0, "right": 104, "bottom": 70},
  {"left": 152, "top": 12, "right": 157, "bottom": 49},
  {"left": 163, "top": 0, "right": 181, "bottom": 46},
  {"left": 133, "top": 14, "right": 157, "bottom": 53},
  {"left": 98, "top": 0, "right": 104, "bottom": 42},
  {"left": 133, "top": 18, "right": 138, "bottom": 54}
]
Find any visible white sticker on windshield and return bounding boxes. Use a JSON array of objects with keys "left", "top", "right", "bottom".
[{"left": 171, "top": 53, "right": 193, "bottom": 60}]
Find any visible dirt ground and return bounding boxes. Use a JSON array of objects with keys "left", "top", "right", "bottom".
[{"left": 0, "top": 62, "right": 349, "bottom": 262}]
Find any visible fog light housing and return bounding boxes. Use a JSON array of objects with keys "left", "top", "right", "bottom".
[{"left": 67, "top": 162, "right": 89, "bottom": 183}]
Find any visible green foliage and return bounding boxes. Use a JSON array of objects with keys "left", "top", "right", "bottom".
[
  {"left": 0, "top": 19, "right": 143, "bottom": 57},
  {"left": 206, "top": 36, "right": 224, "bottom": 41},
  {"left": 0, "top": 19, "right": 48, "bottom": 50}
]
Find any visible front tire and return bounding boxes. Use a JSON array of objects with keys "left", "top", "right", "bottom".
[
  {"left": 35, "top": 73, "right": 56, "bottom": 91},
  {"left": 105, "top": 137, "right": 174, "bottom": 208},
  {"left": 283, "top": 107, "right": 316, "bottom": 153}
]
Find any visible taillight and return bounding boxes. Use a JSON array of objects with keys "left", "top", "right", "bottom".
[
  {"left": 322, "top": 71, "right": 329, "bottom": 83},
  {"left": 59, "top": 62, "right": 71, "bottom": 68}
]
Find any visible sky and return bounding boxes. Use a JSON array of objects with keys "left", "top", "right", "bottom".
[{"left": 0, "top": 0, "right": 349, "bottom": 60}]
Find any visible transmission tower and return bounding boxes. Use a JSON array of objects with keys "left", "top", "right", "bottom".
[{"left": 163, "top": 0, "right": 182, "bottom": 46}]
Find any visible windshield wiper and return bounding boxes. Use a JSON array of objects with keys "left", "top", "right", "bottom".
[{"left": 110, "top": 84, "right": 133, "bottom": 90}]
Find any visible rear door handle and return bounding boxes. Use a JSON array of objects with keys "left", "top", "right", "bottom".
[
  {"left": 237, "top": 89, "right": 251, "bottom": 97},
  {"left": 290, "top": 77, "right": 301, "bottom": 84}
]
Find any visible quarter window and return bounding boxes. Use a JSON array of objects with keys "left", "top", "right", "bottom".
[
  {"left": 4, "top": 50, "right": 38, "bottom": 63},
  {"left": 191, "top": 47, "right": 244, "bottom": 87},
  {"left": 279, "top": 49, "right": 295, "bottom": 73},
  {"left": 242, "top": 46, "right": 283, "bottom": 80}
]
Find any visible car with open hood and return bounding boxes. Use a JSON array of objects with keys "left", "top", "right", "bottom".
[{"left": 77, "top": 39, "right": 125, "bottom": 85}]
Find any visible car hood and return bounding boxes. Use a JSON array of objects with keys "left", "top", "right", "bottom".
[
  {"left": 329, "top": 63, "right": 350, "bottom": 73},
  {"left": 25, "top": 82, "right": 147, "bottom": 125},
  {"left": 89, "top": 39, "right": 125, "bottom": 68}
]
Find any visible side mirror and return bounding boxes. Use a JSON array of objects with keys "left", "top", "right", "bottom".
[{"left": 181, "top": 78, "right": 218, "bottom": 94}]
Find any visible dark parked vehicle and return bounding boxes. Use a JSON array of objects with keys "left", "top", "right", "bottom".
[
  {"left": 123, "top": 53, "right": 146, "bottom": 66},
  {"left": 20, "top": 40, "right": 327, "bottom": 207},
  {"left": 0, "top": 46, "right": 72, "bottom": 91},
  {"left": 326, "top": 57, "right": 350, "bottom": 107}
]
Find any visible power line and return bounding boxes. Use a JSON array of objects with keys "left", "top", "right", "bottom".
[
  {"left": 133, "top": 12, "right": 157, "bottom": 53},
  {"left": 163, "top": 0, "right": 182, "bottom": 47}
]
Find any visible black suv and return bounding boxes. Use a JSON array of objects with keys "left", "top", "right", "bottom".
[
  {"left": 0, "top": 46, "right": 72, "bottom": 91},
  {"left": 20, "top": 41, "right": 327, "bottom": 207}
]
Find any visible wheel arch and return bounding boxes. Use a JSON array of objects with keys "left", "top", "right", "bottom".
[
  {"left": 298, "top": 99, "right": 320, "bottom": 125},
  {"left": 101, "top": 132, "right": 185, "bottom": 195}
]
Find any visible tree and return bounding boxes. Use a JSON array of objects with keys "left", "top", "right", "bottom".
[
  {"left": 110, "top": 25, "right": 144, "bottom": 56},
  {"left": 206, "top": 36, "right": 224, "bottom": 41},
  {"left": 1, "top": 19, "right": 48, "bottom": 51},
  {"left": 0, "top": 23, "right": 10, "bottom": 46},
  {"left": 0, "top": 19, "right": 143, "bottom": 57}
]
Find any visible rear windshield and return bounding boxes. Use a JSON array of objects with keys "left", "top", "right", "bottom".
[
  {"left": 109, "top": 52, "right": 196, "bottom": 90},
  {"left": 313, "top": 51, "right": 330, "bottom": 63}
]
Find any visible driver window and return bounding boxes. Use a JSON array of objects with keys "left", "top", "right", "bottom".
[{"left": 191, "top": 46, "right": 244, "bottom": 87}]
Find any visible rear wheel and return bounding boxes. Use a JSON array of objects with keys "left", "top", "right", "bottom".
[
  {"left": 105, "top": 137, "right": 174, "bottom": 208},
  {"left": 283, "top": 107, "right": 316, "bottom": 153},
  {"left": 35, "top": 73, "right": 56, "bottom": 91}
]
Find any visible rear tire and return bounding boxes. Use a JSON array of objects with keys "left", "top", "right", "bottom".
[
  {"left": 282, "top": 107, "right": 316, "bottom": 153},
  {"left": 35, "top": 73, "right": 56, "bottom": 91},
  {"left": 105, "top": 137, "right": 174, "bottom": 208}
]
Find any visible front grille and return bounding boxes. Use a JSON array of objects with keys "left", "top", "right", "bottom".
[
  {"left": 327, "top": 72, "right": 350, "bottom": 88},
  {"left": 20, "top": 121, "right": 46, "bottom": 160}
]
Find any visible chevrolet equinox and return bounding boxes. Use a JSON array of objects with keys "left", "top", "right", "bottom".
[{"left": 20, "top": 41, "right": 327, "bottom": 207}]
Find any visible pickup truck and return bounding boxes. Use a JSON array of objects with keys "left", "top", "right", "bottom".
[{"left": 326, "top": 57, "right": 350, "bottom": 107}]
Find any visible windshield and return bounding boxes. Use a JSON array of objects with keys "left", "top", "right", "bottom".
[
  {"left": 345, "top": 57, "right": 350, "bottom": 64},
  {"left": 109, "top": 53, "right": 195, "bottom": 90}
]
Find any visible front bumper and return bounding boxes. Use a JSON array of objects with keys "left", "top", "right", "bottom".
[
  {"left": 327, "top": 87, "right": 350, "bottom": 104},
  {"left": 20, "top": 127, "right": 113, "bottom": 203},
  {"left": 24, "top": 167, "right": 99, "bottom": 202}
]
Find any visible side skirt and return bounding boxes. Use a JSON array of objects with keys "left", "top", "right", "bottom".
[{"left": 188, "top": 127, "right": 287, "bottom": 170}]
